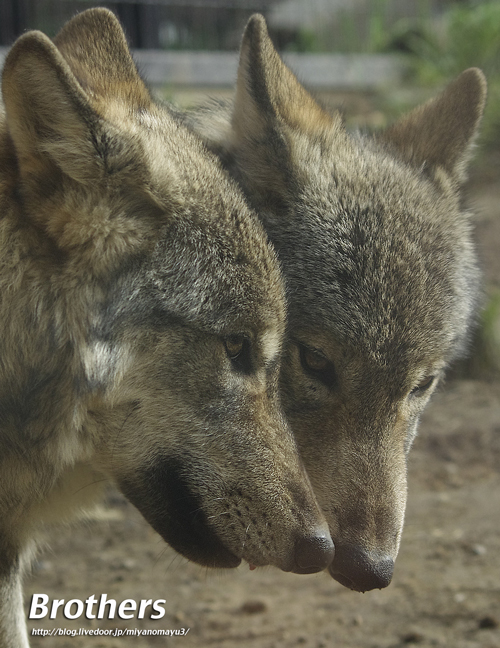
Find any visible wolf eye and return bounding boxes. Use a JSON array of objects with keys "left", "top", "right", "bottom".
[
  {"left": 299, "top": 344, "right": 336, "bottom": 388},
  {"left": 410, "top": 375, "right": 435, "bottom": 397},
  {"left": 224, "top": 336, "right": 244, "bottom": 359},
  {"left": 302, "top": 348, "right": 329, "bottom": 372},
  {"left": 224, "top": 336, "right": 251, "bottom": 372}
]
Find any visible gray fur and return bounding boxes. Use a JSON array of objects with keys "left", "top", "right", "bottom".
[
  {"left": 185, "top": 14, "right": 487, "bottom": 592},
  {"left": 0, "top": 10, "right": 334, "bottom": 646}
]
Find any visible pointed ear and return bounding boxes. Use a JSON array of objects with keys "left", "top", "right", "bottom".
[
  {"left": 380, "top": 68, "right": 487, "bottom": 185},
  {"left": 53, "top": 8, "right": 150, "bottom": 108},
  {"left": 2, "top": 31, "right": 104, "bottom": 184},
  {"left": 229, "top": 14, "right": 341, "bottom": 210},
  {"left": 2, "top": 31, "right": 156, "bottom": 257},
  {"left": 233, "top": 14, "right": 335, "bottom": 138}
]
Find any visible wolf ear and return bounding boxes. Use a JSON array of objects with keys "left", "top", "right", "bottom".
[
  {"left": 229, "top": 14, "right": 340, "bottom": 209},
  {"left": 380, "top": 68, "right": 487, "bottom": 185},
  {"left": 2, "top": 31, "right": 110, "bottom": 184},
  {"left": 233, "top": 14, "right": 335, "bottom": 138},
  {"left": 53, "top": 8, "right": 150, "bottom": 108}
]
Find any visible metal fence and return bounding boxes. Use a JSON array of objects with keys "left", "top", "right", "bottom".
[
  {"left": 0, "top": 0, "right": 281, "bottom": 48},
  {"left": 1, "top": 0, "right": 452, "bottom": 50},
  {"left": 0, "top": 0, "right": 412, "bottom": 91}
]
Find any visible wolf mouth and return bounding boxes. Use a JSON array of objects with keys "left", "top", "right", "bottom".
[{"left": 120, "top": 456, "right": 242, "bottom": 569}]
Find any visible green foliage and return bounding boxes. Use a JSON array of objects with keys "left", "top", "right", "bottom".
[
  {"left": 412, "top": 1, "right": 500, "bottom": 82},
  {"left": 366, "top": 0, "right": 392, "bottom": 53},
  {"left": 282, "top": 0, "right": 394, "bottom": 54},
  {"left": 460, "top": 289, "right": 500, "bottom": 379},
  {"left": 285, "top": 28, "right": 321, "bottom": 53},
  {"left": 407, "top": 2, "right": 500, "bottom": 152}
]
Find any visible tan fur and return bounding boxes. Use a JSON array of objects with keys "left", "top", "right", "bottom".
[
  {"left": 185, "top": 14, "right": 486, "bottom": 593},
  {"left": 234, "top": 15, "right": 335, "bottom": 137},
  {"left": 381, "top": 68, "right": 487, "bottom": 186},
  {"left": 0, "top": 10, "right": 334, "bottom": 646}
]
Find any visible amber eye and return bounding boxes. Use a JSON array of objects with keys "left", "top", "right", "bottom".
[
  {"left": 299, "top": 344, "right": 336, "bottom": 389},
  {"left": 302, "top": 348, "right": 329, "bottom": 372},
  {"left": 224, "top": 336, "right": 245, "bottom": 359},
  {"left": 410, "top": 375, "right": 435, "bottom": 396},
  {"left": 224, "top": 336, "right": 251, "bottom": 373}
]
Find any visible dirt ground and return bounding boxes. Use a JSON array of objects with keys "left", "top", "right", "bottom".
[{"left": 25, "top": 180, "right": 500, "bottom": 648}]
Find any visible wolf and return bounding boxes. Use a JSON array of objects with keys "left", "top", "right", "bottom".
[
  {"left": 185, "top": 14, "right": 487, "bottom": 593},
  {"left": 0, "top": 9, "right": 334, "bottom": 647}
]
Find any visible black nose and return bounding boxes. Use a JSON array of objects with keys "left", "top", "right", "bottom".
[
  {"left": 329, "top": 544, "right": 394, "bottom": 591},
  {"left": 292, "top": 525, "right": 335, "bottom": 574}
]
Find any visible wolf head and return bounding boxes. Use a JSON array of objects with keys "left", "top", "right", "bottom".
[
  {"left": 0, "top": 10, "right": 334, "bottom": 575},
  {"left": 186, "top": 15, "right": 486, "bottom": 590}
]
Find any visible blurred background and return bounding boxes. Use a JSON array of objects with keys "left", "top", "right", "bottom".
[
  {"left": 2, "top": 0, "right": 497, "bottom": 373},
  {"left": 1, "top": 2, "right": 499, "bottom": 646},
  {"left": 1, "top": 0, "right": 499, "bottom": 168},
  {"left": 1, "top": 0, "right": 500, "bottom": 149}
]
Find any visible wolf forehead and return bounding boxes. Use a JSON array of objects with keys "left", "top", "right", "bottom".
[
  {"left": 274, "top": 137, "right": 478, "bottom": 357},
  {"left": 124, "top": 109, "right": 286, "bottom": 331},
  {"left": 90, "top": 213, "right": 285, "bottom": 343},
  {"left": 143, "top": 219, "right": 285, "bottom": 334}
]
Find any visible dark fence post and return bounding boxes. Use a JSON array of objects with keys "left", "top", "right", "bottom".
[
  {"left": 114, "top": 2, "right": 161, "bottom": 49},
  {"left": 0, "top": 0, "right": 32, "bottom": 45}
]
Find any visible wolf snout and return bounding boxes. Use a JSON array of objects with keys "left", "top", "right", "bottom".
[
  {"left": 291, "top": 523, "right": 335, "bottom": 574},
  {"left": 329, "top": 544, "right": 394, "bottom": 592}
]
